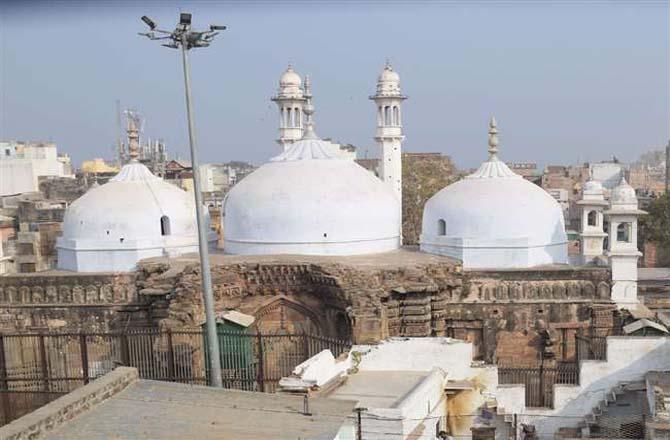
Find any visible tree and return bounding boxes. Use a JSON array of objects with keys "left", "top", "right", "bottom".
[
  {"left": 639, "top": 192, "right": 670, "bottom": 265},
  {"left": 401, "top": 153, "right": 458, "bottom": 245}
]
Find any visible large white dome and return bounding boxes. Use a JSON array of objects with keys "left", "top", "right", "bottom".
[
  {"left": 420, "top": 119, "right": 568, "bottom": 269},
  {"left": 57, "top": 161, "right": 215, "bottom": 272},
  {"left": 223, "top": 133, "right": 401, "bottom": 255}
]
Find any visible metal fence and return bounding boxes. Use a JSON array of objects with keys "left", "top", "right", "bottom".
[
  {"left": 498, "top": 362, "right": 579, "bottom": 408},
  {"left": 0, "top": 329, "right": 350, "bottom": 426},
  {"left": 498, "top": 330, "right": 610, "bottom": 409}
]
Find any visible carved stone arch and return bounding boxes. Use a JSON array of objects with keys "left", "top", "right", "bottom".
[
  {"left": 46, "top": 285, "right": 57, "bottom": 303},
  {"left": 582, "top": 282, "right": 596, "bottom": 299},
  {"left": 6, "top": 287, "right": 17, "bottom": 303},
  {"left": 597, "top": 282, "right": 610, "bottom": 299},
  {"left": 253, "top": 296, "right": 324, "bottom": 335},
  {"left": 18, "top": 286, "right": 30, "bottom": 303},
  {"left": 85, "top": 285, "right": 99, "bottom": 303},
  {"left": 31, "top": 286, "right": 45, "bottom": 303}
]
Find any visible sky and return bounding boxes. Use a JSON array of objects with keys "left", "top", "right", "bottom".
[{"left": 1, "top": 0, "right": 668, "bottom": 170}]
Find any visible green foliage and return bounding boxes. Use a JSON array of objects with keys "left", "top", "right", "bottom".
[
  {"left": 640, "top": 192, "right": 670, "bottom": 249},
  {"left": 401, "top": 154, "right": 458, "bottom": 245}
]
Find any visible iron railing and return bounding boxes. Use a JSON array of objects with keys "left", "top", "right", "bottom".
[
  {"left": 0, "top": 329, "right": 350, "bottom": 426},
  {"left": 498, "top": 329, "right": 613, "bottom": 409}
]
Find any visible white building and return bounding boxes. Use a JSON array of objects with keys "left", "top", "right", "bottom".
[
  {"left": 420, "top": 118, "right": 569, "bottom": 269},
  {"left": 223, "top": 81, "right": 400, "bottom": 256},
  {"left": 0, "top": 141, "right": 73, "bottom": 196},
  {"left": 591, "top": 161, "right": 625, "bottom": 190},
  {"left": 280, "top": 338, "right": 502, "bottom": 440},
  {"left": 199, "top": 163, "right": 233, "bottom": 193},
  {"left": 577, "top": 179, "right": 609, "bottom": 265},
  {"left": 56, "top": 117, "right": 215, "bottom": 272},
  {"left": 605, "top": 175, "right": 646, "bottom": 308}
]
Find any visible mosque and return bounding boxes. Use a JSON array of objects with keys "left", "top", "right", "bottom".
[{"left": 14, "top": 62, "right": 644, "bottom": 363}]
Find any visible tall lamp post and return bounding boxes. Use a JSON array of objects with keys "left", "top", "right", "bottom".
[{"left": 139, "top": 13, "right": 225, "bottom": 387}]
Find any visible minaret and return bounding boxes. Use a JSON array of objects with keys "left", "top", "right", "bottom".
[
  {"left": 605, "top": 174, "right": 646, "bottom": 308},
  {"left": 577, "top": 173, "right": 608, "bottom": 265},
  {"left": 303, "top": 75, "right": 315, "bottom": 137},
  {"left": 271, "top": 65, "right": 307, "bottom": 151},
  {"left": 370, "top": 61, "right": 406, "bottom": 218}
]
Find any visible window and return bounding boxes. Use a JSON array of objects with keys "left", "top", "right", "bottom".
[
  {"left": 437, "top": 219, "right": 446, "bottom": 236},
  {"left": 587, "top": 210, "right": 597, "bottom": 227},
  {"left": 160, "top": 216, "right": 171, "bottom": 236},
  {"left": 617, "top": 222, "right": 631, "bottom": 243},
  {"left": 393, "top": 106, "right": 399, "bottom": 125},
  {"left": 384, "top": 106, "right": 391, "bottom": 125}
]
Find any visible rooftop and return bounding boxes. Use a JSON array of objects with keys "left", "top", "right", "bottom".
[
  {"left": 43, "top": 378, "right": 356, "bottom": 440},
  {"left": 327, "top": 370, "right": 428, "bottom": 409}
]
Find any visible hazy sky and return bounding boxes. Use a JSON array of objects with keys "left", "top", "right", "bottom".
[{"left": 1, "top": 1, "right": 668, "bottom": 169}]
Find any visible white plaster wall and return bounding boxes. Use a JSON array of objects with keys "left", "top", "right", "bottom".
[
  {"left": 290, "top": 350, "right": 351, "bottom": 387},
  {"left": 362, "top": 369, "right": 447, "bottom": 440},
  {"left": 0, "top": 161, "right": 36, "bottom": 196},
  {"left": 497, "top": 337, "right": 670, "bottom": 438},
  {"left": 420, "top": 239, "right": 568, "bottom": 269},
  {"left": 357, "top": 338, "right": 477, "bottom": 380}
]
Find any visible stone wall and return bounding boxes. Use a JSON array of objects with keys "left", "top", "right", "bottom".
[
  {"left": 136, "top": 256, "right": 613, "bottom": 364},
  {"left": 0, "top": 251, "right": 615, "bottom": 365},
  {"left": 0, "top": 272, "right": 146, "bottom": 332}
]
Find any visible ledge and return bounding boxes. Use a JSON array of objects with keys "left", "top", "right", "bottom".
[{"left": 0, "top": 367, "right": 139, "bottom": 440}]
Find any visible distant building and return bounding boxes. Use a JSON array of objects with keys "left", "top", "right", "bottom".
[
  {"left": 507, "top": 162, "right": 540, "bottom": 181},
  {"left": 0, "top": 214, "right": 15, "bottom": 275},
  {"left": 0, "top": 141, "right": 73, "bottom": 196},
  {"left": 546, "top": 187, "right": 570, "bottom": 220},
  {"left": 81, "top": 158, "right": 119, "bottom": 174},
  {"left": 199, "top": 162, "right": 256, "bottom": 194},
  {"left": 591, "top": 161, "right": 624, "bottom": 190},
  {"left": 13, "top": 198, "right": 66, "bottom": 273}
]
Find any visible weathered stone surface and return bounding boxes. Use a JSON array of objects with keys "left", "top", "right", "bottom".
[{"left": 0, "top": 367, "right": 138, "bottom": 440}]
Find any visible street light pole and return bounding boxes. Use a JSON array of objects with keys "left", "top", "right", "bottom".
[{"left": 139, "top": 13, "right": 226, "bottom": 387}]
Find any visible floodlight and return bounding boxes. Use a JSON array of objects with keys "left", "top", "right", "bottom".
[
  {"left": 141, "top": 16, "right": 156, "bottom": 30},
  {"left": 210, "top": 25, "right": 227, "bottom": 31},
  {"left": 180, "top": 13, "right": 192, "bottom": 26}
]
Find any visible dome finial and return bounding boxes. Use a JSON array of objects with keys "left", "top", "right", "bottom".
[
  {"left": 302, "top": 74, "right": 318, "bottom": 139},
  {"left": 125, "top": 110, "right": 141, "bottom": 162},
  {"left": 488, "top": 116, "right": 499, "bottom": 158},
  {"left": 385, "top": 58, "right": 392, "bottom": 71}
]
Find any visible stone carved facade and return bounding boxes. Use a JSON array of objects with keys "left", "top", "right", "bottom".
[
  {"left": 0, "top": 272, "right": 140, "bottom": 332},
  {"left": 0, "top": 252, "right": 615, "bottom": 364},
  {"left": 135, "top": 255, "right": 613, "bottom": 364}
]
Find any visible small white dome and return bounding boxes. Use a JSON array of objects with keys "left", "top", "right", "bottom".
[
  {"left": 278, "top": 66, "right": 303, "bottom": 98},
  {"left": 376, "top": 62, "right": 402, "bottom": 95},
  {"left": 583, "top": 180, "right": 604, "bottom": 194},
  {"left": 610, "top": 176, "right": 637, "bottom": 208},
  {"left": 224, "top": 134, "right": 400, "bottom": 255},
  {"left": 57, "top": 162, "right": 215, "bottom": 272},
  {"left": 280, "top": 66, "right": 301, "bottom": 87},
  {"left": 582, "top": 179, "right": 605, "bottom": 202},
  {"left": 419, "top": 119, "right": 568, "bottom": 269}
]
